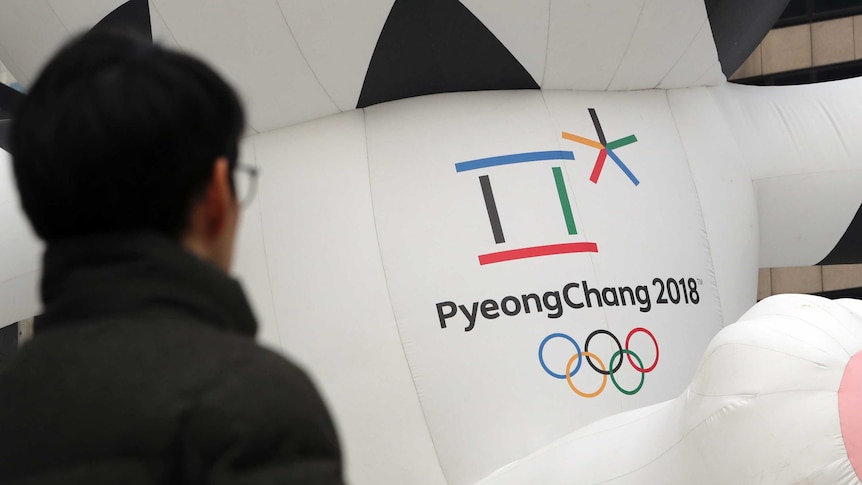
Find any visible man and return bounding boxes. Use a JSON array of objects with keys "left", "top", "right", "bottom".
[{"left": 0, "top": 31, "right": 343, "bottom": 484}]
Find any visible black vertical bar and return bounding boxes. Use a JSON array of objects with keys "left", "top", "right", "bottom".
[
  {"left": 0, "top": 83, "right": 25, "bottom": 120},
  {"left": 0, "top": 323, "right": 18, "bottom": 366},
  {"left": 589, "top": 108, "right": 607, "bottom": 147},
  {"left": 479, "top": 175, "right": 505, "bottom": 244},
  {"left": 0, "top": 119, "right": 11, "bottom": 153}
]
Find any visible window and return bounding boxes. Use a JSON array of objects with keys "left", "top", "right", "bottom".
[
  {"left": 734, "top": 59, "right": 862, "bottom": 86},
  {"left": 776, "top": 0, "right": 862, "bottom": 27}
]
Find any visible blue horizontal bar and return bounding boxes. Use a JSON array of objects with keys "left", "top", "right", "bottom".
[{"left": 455, "top": 150, "right": 575, "bottom": 172}]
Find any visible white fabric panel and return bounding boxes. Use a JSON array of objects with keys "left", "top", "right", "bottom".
[
  {"left": 0, "top": 0, "right": 69, "bottom": 86},
  {"left": 667, "top": 86, "right": 757, "bottom": 324},
  {"left": 251, "top": 110, "right": 445, "bottom": 485},
  {"left": 658, "top": 21, "right": 725, "bottom": 89},
  {"left": 366, "top": 89, "right": 720, "bottom": 484},
  {"left": 276, "top": 0, "right": 394, "bottom": 111},
  {"left": 0, "top": 270, "right": 39, "bottom": 330},
  {"left": 544, "top": 1, "right": 646, "bottom": 90},
  {"left": 544, "top": 0, "right": 723, "bottom": 91},
  {"left": 713, "top": 79, "right": 862, "bottom": 266},
  {"left": 541, "top": 88, "right": 722, "bottom": 397},
  {"left": 607, "top": 0, "right": 718, "bottom": 90},
  {"left": 151, "top": 0, "right": 338, "bottom": 133},
  {"left": 479, "top": 294, "right": 862, "bottom": 484},
  {"left": 718, "top": 79, "right": 862, "bottom": 180},
  {"left": 461, "top": 0, "right": 549, "bottom": 85},
  {"left": 0, "top": 151, "right": 42, "bottom": 327},
  {"left": 0, "top": 44, "right": 23, "bottom": 91},
  {"left": 145, "top": 2, "right": 182, "bottom": 50},
  {"left": 231, "top": 137, "right": 281, "bottom": 351},
  {"left": 0, "top": 0, "right": 733, "bottom": 132},
  {"left": 755, "top": 171, "right": 862, "bottom": 267}
]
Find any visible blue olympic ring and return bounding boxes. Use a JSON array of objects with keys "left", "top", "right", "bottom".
[{"left": 538, "top": 333, "right": 582, "bottom": 379}]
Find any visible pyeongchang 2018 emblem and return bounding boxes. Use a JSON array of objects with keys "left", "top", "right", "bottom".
[
  {"left": 454, "top": 108, "right": 639, "bottom": 266},
  {"left": 452, "top": 109, "right": 653, "bottom": 398}
]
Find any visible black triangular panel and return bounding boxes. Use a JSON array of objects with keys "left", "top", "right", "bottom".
[
  {"left": 704, "top": 0, "right": 790, "bottom": 77},
  {"left": 0, "top": 83, "right": 25, "bottom": 120},
  {"left": 819, "top": 202, "right": 862, "bottom": 265},
  {"left": 92, "top": 0, "right": 153, "bottom": 42},
  {"left": 357, "top": 0, "right": 538, "bottom": 109},
  {"left": 0, "top": 119, "right": 11, "bottom": 153}
]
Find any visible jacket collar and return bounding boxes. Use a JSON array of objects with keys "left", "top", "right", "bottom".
[{"left": 38, "top": 231, "right": 257, "bottom": 336}]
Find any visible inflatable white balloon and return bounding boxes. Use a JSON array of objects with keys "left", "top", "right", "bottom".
[
  {"left": 479, "top": 294, "right": 862, "bottom": 484},
  {"left": 1, "top": 1, "right": 862, "bottom": 484},
  {"left": 227, "top": 85, "right": 862, "bottom": 483}
]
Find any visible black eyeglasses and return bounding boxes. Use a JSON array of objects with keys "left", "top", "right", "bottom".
[{"left": 233, "top": 163, "right": 259, "bottom": 207}]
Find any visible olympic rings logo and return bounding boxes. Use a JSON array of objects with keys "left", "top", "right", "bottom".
[{"left": 538, "top": 328, "right": 659, "bottom": 398}]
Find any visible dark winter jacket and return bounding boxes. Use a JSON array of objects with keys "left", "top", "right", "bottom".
[{"left": 0, "top": 232, "right": 343, "bottom": 484}]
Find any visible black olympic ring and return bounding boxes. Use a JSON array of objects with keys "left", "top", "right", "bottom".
[{"left": 584, "top": 329, "right": 623, "bottom": 375}]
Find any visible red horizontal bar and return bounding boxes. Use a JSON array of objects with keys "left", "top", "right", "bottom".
[{"left": 478, "top": 242, "right": 599, "bottom": 265}]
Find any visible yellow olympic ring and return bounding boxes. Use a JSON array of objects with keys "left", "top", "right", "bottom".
[{"left": 565, "top": 351, "right": 607, "bottom": 398}]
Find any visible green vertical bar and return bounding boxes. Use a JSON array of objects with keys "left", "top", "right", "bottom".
[{"left": 552, "top": 167, "right": 577, "bottom": 235}]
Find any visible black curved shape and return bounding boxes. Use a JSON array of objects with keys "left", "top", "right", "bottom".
[
  {"left": 0, "top": 83, "right": 24, "bottom": 120},
  {"left": 357, "top": 0, "right": 538, "bottom": 109},
  {"left": 704, "top": 0, "right": 791, "bottom": 77},
  {"left": 0, "top": 83, "right": 23, "bottom": 152},
  {"left": 92, "top": 0, "right": 152, "bottom": 41},
  {"left": 819, "top": 202, "right": 862, "bottom": 265},
  {"left": 0, "top": 119, "right": 11, "bottom": 153}
]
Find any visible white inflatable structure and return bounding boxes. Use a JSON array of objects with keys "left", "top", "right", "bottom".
[
  {"left": 481, "top": 294, "right": 862, "bottom": 484},
  {"left": 1, "top": 0, "right": 862, "bottom": 483}
]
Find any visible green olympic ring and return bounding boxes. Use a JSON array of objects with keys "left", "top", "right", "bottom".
[{"left": 609, "top": 349, "right": 645, "bottom": 395}]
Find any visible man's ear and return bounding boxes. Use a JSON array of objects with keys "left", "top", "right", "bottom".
[
  {"left": 201, "top": 157, "right": 233, "bottom": 236},
  {"left": 188, "top": 157, "right": 233, "bottom": 240},
  {"left": 182, "top": 157, "right": 239, "bottom": 270}
]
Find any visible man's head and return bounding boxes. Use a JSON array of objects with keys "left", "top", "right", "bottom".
[{"left": 9, "top": 31, "right": 246, "bottom": 270}]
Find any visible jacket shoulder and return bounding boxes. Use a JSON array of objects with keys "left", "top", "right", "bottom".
[{"left": 181, "top": 334, "right": 344, "bottom": 484}]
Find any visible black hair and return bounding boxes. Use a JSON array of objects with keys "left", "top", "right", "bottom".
[{"left": 9, "top": 30, "right": 245, "bottom": 241}]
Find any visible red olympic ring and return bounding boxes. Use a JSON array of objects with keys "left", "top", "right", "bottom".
[{"left": 625, "top": 327, "right": 659, "bottom": 373}]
